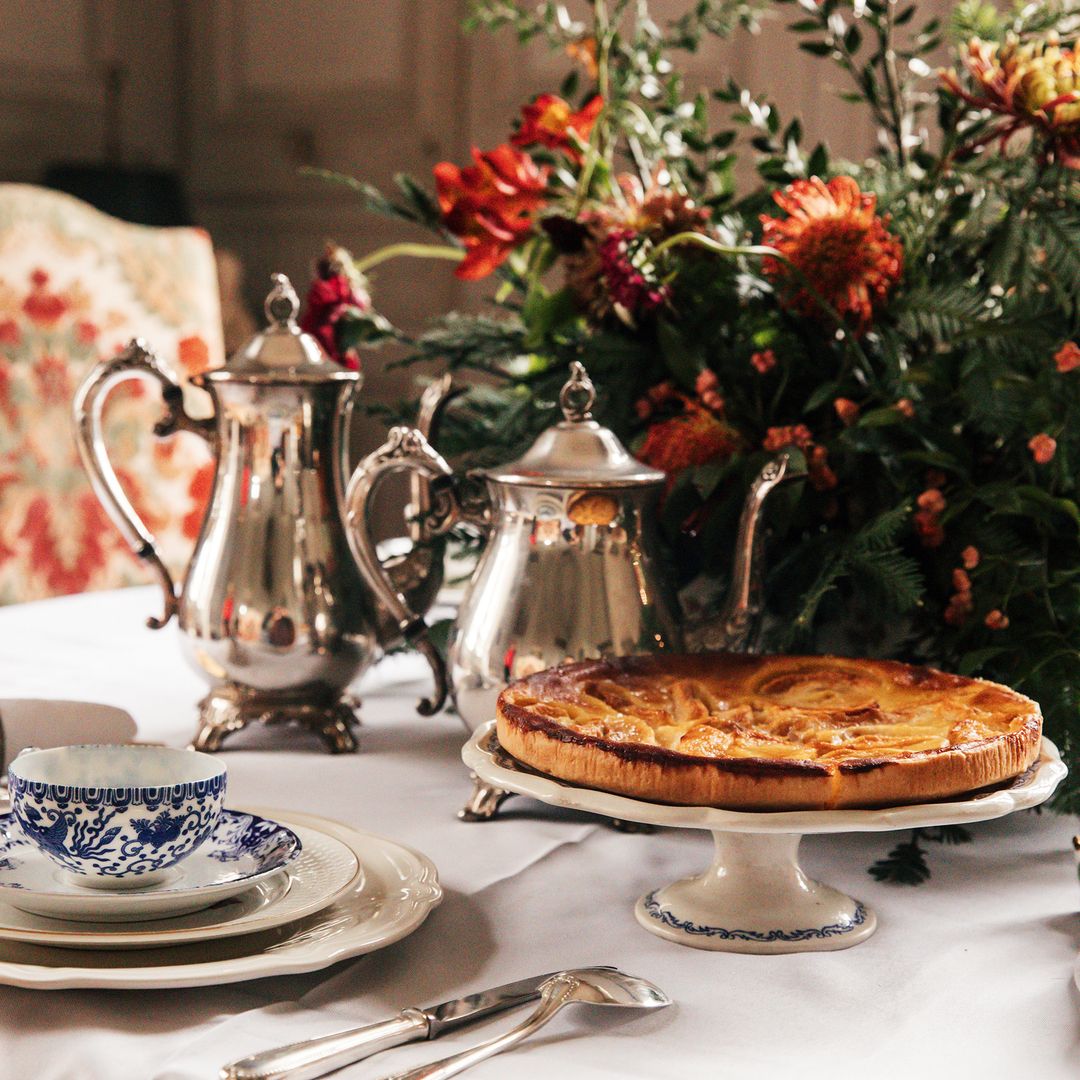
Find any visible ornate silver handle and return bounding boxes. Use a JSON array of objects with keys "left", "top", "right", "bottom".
[
  {"left": 378, "top": 977, "right": 579, "bottom": 1080},
  {"left": 344, "top": 426, "right": 457, "bottom": 716},
  {"left": 71, "top": 338, "right": 215, "bottom": 629},
  {"left": 221, "top": 1009, "right": 430, "bottom": 1080}
]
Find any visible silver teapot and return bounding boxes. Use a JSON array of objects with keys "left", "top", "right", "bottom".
[
  {"left": 348, "top": 362, "right": 794, "bottom": 737},
  {"left": 72, "top": 274, "right": 452, "bottom": 753}
]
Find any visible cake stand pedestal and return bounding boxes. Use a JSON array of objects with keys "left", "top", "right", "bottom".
[{"left": 462, "top": 725, "right": 1065, "bottom": 954}]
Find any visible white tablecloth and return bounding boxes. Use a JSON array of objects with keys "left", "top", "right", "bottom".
[{"left": 0, "top": 587, "right": 1078, "bottom": 1079}]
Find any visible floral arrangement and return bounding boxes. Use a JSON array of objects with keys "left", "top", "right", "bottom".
[{"left": 304, "top": 0, "right": 1080, "bottom": 851}]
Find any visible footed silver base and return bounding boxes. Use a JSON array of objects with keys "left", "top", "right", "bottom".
[{"left": 191, "top": 686, "right": 361, "bottom": 754}]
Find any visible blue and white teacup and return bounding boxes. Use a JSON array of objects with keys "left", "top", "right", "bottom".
[{"left": 8, "top": 745, "right": 226, "bottom": 888}]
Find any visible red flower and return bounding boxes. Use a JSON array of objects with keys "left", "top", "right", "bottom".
[
  {"left": 1054, "top": 341, "right": 1080, "bottom": 372},
  {"left": 750, "top": 349, "right": 777, "bottom": 374},
  {"left": 22, "top": 269, "right": 68, "bottom": 326},
  {"left": 1029, "top": 432, "right": 1057, "bottom": 464},
  {"left": 513, "top": 94, "right": 603, "bottom": 161},
  {"left": 596, "top": 229, "right": 668, "bottom": 322},
  {"left": 695, "top": 369, "right": 723, "bottom": 413},
  {"left": 762, "top": 424, "right": 813, "bottom": 452},
  {"left": 952, "top": 568, "right": 972, "bottom": 593},
  {"left": 985, "top": 609, "right": 1010, "bottom": 630},
  {"left": 75, "top": 321, "right": 98, "bottom": 344},
  {"left": 760, "top": 176, "right": 903, "bottom": 335},
  {"left": 0, "top": 319, "right": 20, "bottom": 346},
  {"left": 895, "top": 398, "right": 916, "bottom": 418},
  {"left": 962, "top": 545, "right": 980, "bottom": 569},
  {"left": 637, "top": 399, "right": 741, "bottom": 489},
  {"left": 300, "top": 261, "right": 371, "bottom": 370},
  {"left": 434, "top": 145, "right": 548, "bottom": 280}
]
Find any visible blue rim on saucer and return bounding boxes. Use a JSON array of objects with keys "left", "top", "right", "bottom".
[{"left": 0, "top": 810, "right": 303, "bottom": 922}]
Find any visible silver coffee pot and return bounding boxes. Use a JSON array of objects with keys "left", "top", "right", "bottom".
[
  {"left": 348, "top": 362, "right": 794, "bottom": 739},
  {"left": 72, "top": 274, "right": 453, "bottom": 753}
]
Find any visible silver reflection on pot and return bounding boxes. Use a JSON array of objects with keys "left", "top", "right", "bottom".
[{"left": 72, "top": 275, "right": 454, "bottom": 753}]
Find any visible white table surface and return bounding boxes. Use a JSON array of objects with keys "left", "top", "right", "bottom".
[{"left": 0, "top": 587, "right": 1078, "bottom": 1079}]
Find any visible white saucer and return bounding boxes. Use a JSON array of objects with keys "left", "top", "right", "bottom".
[
  {"left": 0, "top": 809, "right": 301, "bottom": 921},
  {"left": 0, "top": 808, "right": 441, "bottom": 988},
  {"left": 0, "top": 820, "right": 360, "bottom": 950}
]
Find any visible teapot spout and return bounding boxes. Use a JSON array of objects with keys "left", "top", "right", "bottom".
[{"left": 686, "top": 453, "right": 799, "bottom": 653}]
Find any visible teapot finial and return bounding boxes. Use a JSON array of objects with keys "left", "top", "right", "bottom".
[
  {"left": 265, "top": 273, "right": 300, "bottom": 328},
  {"left": 560, "top": 361, "right": 596, "bottom": 422}
]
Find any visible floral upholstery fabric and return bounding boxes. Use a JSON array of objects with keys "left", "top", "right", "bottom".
[{"left": 0, "top": 183, "right": 223, "bottom": 603}]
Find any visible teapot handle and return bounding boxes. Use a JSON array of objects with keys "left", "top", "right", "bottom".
[
  {"left": 72, "top": 338, "right": 215, "bottom": 630},
  {"left": 345, "top": 426, "right": 457, "bottom": 716}
]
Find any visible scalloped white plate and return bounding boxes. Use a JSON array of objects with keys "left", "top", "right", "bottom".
[
  {"left": 464, "top": 726, "right": 1066, "bottom": 833},
  {"left": 0, "top": 820, "right": 359, "bottom": 950},
  {"left": 0, "top": 808, "right": 441, "bottom": 988}
]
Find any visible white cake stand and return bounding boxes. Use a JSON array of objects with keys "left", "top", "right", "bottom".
[{"left": 463, "top": 725, "right": 1066, "bottom": 954}]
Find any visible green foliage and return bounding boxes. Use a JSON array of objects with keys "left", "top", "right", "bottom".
[{"left": 319, "top": 0, "right": 1080, "bottom": 850}]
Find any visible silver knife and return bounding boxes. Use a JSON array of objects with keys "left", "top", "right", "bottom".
[{"left": 220, "top": 969, "right": 613, "bottom": 1080}]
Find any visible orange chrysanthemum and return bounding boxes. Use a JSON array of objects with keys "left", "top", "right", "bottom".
[
  {"left": 637, "top": 399, "right": 741, "bottom": 488},
  {"left": 942, "top": 34, "right": 1080, "bottom": 168},
  {"left": 760, "top": 176, "right": 903, "bottom": 335},
  {"left": 434, "top": 145, "right": 548, "bottom": 280},
  {"left": 513, "top": 94, "right": 603, "bottom": 161}
]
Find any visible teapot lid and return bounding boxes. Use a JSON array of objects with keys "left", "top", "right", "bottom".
[
  {"left": 197, "top": 273, "right": 360, "bottom": 384},
  {"left": 484, "top": 363, "right": 664, "bottom": 489}
]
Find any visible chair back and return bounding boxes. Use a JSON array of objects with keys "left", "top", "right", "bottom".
[{"left": 0, "top": 183, "right": 222, "bottom": 603}]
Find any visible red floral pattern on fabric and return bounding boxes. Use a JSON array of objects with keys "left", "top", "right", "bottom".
[{"left": 0, "top": 192, "right": 222, "bottom": 604}]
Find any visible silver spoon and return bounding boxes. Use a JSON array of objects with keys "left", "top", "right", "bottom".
[{"left": 377, "top": 968, "right": 671, "bottom": 1080}]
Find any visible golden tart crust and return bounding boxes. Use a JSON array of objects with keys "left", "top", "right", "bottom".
[{"left": 496, "top": 654, "right": 1042, "bottom": 810}]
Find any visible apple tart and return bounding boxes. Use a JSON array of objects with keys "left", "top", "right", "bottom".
[{"left": 495, "top": 654, "right": 1042, "bottom": 810}]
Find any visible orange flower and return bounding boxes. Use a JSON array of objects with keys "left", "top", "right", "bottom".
[
  {"left": 952, "top": 568, "right": 972, "bottom": 593},
  {"left": 944, "top": 591, "right": 973, "bottom": 625},
  {"left": 760, "top": 176, "right": 903, "bottom": 335},
  {"left": 942, "top": 35, "right": 1080, "bottom": 168},
  {"left": 566, "top": 37, "right": 599, "bottom": 78},
  {"left": 1054, "top": 341, "right": 1080, "bottom": 373},
  {"left": 434, "top": 145, "right": 548, "bottom": 280},
  {"left": 1028, "top": 432, "right": 1057, "bottom": 464},
  {"left": 637, "top": 400, "right": 741, "bottom": 488},
  {"left": 807, "top": 445, "right": 838, "bottom": 492},
  {"left": 917, "top": 488, "right": 946, "bottom": 515},
  {"left": 833, "top": 397, "right": 859, "bottom": 426},
  {"left": 513, "top": 94, "right": 603, "bottom": 161},
  {"left": 750, "top": 349, "right": 777, "bottom": 374},
  {"left": 762, "top": 424, "right": 813, "bottom": 452},
  {"left": 962, "top": 545, "right": 980, "bottom": 569},
  {"left": 985, "top": 609, "right": 1010, "bottom": 630},
  {"left": 895, "top": 398, "right": 916, "bottom": 418}
]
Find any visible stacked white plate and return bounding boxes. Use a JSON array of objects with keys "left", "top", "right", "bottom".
[{"left": 0, "top": 806, "right": 441, "bottom": 989}]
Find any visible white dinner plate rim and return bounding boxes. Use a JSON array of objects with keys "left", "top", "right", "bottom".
[
  {"left": 0, "top": 820, "right": 361, "bottom": 948},
  {"left": 0, "top": 807, "right": 441, "bottom": 988},
  {"left": 464, "top": 724, "right": 1066, "bottom": 834},
  {"left": 0, "top": 808, "right": 303, "bottom": 920}
]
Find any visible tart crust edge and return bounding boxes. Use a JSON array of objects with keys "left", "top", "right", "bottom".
[{"left": 495, "top": 698, "right": 1043, "bottom": 811}]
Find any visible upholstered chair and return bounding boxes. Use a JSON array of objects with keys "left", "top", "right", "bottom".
[{"left": 0, "top": 183, "right": 223, "bottom": 603}]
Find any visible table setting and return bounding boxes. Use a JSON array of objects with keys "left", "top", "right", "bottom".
[{"left": 2, "top": 0, "right": 1080, "bottom": 1077}]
